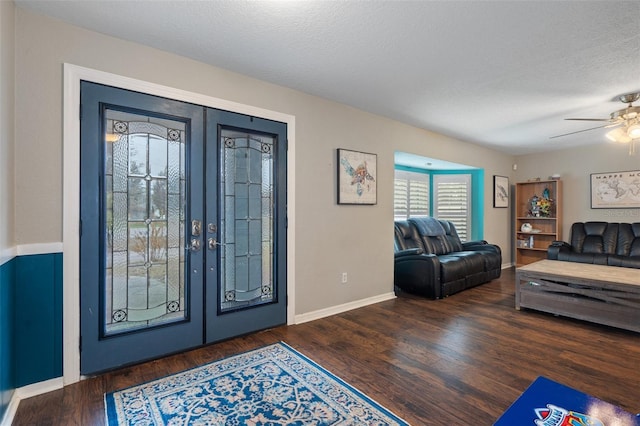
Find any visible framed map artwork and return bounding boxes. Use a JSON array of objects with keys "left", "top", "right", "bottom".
[
  {"left": 337, "top": 148, "right": 377, "bottom": 205},
  {"left": 590, "top": 170, "right": 640, "bottom": 208}
]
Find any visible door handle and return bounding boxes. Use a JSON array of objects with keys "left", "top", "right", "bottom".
[
  {"left": 208, "top": 238, "right": 225, "bottom": 250},
  {"left": 190, "top": 238, "right": 202, "bottom": 252}
]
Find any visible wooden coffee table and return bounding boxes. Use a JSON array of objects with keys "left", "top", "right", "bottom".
[{"left": 515, "top": 259, "right": 640, "bottom": 333}]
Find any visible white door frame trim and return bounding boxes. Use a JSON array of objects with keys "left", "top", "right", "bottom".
[{"left": 63, "top": 63, "right": 296, "bottom": 384}]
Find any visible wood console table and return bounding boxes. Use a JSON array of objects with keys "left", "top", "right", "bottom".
[{"left": 515, "top": 260, "right": 640, "bottom": 332}]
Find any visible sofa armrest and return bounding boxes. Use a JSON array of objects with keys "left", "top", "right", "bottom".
[
  {"left": 463, "top": 242, "right": 501, "bottom": 256},
  {"left": 394, "top": 248, "right": 424, "bottom": 258},
  {"left": 462, "top": 240, "right": 488, "bottom": 249},
  {"left": 547, "top": 240, "right": 572, "bottom": 260},
  {"left": 394, "top": 253, "right": 441, "bottom": 299}
]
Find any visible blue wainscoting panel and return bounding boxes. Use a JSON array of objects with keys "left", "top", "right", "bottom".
[
  {"left": 14, "top": 253, "right": 63, "bottom": 387},
  {"left": 0, "top": 257, "right": 16, "bottom": 420}
]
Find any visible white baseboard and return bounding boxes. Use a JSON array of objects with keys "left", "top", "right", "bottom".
[
  {"left": 0, "top": 246, "right": 16, "bottom": 267},
  {"left": 15, "top": 377, "right": 64, "bottom": 400},
  {"left": 0, "top": 391, "right": 18, "bottom": 426},
  {"left": 0, "top": 243, "right": 64, "bottom": 266},
  {"left": 502, "top": 262, "right": 514, "bottom": 269},
  {"left": 1, "top": 377, "right": 64, "bottom": 426},
  {"left": 294, "top": 292, "right": 397, "bottom": 324},
  {"left": 1, "top": 243, "right": 63, "bottom": 265},
  {"left": 16, "top": 242, "right": 63, "bottom": 256}
]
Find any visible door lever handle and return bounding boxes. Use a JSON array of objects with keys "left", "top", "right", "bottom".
[
  {"left": 208, "top": 238, "right": 225, "bottom": 250},
  {"left": 190, "top": 238, "right": 202, "bottom": 252}
]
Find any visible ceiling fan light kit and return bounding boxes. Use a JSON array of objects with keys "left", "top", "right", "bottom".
[
  {"left": 628, "top": 123, "right": 640, "bottom": 139},
  {"left": 606, "top": 122, "right": 640, "bottom": 155},
  {"left": 605, "top": 127, "right": 632, "bottom": 143},
  {"left": 555, "top": 92, "right": 640, "bottom": 155},
  {"left": 605, "top": 102, "right": 640, "bottom": 155}
]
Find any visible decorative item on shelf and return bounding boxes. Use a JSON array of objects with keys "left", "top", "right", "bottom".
[
  {"left": 528, "top": 192, "right": 554, "bottom": 217},
  {"left": 528, "top": 194, "right": 540, "bottom": 217},
  {"left": 539, "top": 196, "right": 552, "bottom": 217},
  {"left": 521, "top": 223, "right": 533, "bottom": 233},
  {"left": 518, "top": 236, "right": 535, "bottom": 248}
]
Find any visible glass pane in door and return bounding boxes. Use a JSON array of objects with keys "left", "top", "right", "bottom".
[
  {"left": 104, "top": 109, "right": 186, "bottom": 335},
  {"left": 219, "top": 130, "right": 274, "bottom": 312}
]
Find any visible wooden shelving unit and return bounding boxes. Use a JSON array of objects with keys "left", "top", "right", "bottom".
[{"left": 515, "top": 179, "right": 562, "bottom": 267}]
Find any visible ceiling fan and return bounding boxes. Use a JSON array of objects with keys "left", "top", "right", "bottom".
[{"left": 551, "top": 92, "right": 640, "bottom": 154}]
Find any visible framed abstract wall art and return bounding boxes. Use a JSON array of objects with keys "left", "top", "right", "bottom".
[
  {"left": 337, "top": 148, "right": 377, "bottom": 205},
  {"left": 493, "top": 175, "right": 509, "bottom": 208}
]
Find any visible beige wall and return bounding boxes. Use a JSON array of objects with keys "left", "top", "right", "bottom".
[
  {"left": 0, "top": 0, "right": 15, "bottom": 259},
  {"left": 515, "top": 142, "right": 640, "bottom": 242},
  {"left": 15, "top": 8, "right": 514, "bottom": 315}
]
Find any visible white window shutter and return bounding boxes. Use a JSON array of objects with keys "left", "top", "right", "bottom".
[
  {"left": 394, "top": 177, "right": 409, "bottom": 220},
  {"left": 433, "top": 174, "right": 471, "bottom": 241},
  {"left": 394, "top": 170, "right": 429, "bottom": 220}
]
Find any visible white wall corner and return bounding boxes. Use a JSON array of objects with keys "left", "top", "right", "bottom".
[
  {"left": 1, "top": 376, "right": 65, "bottom": 425},
  {"left": 0, "top": 391, "right": 18, "bottom": 426}
]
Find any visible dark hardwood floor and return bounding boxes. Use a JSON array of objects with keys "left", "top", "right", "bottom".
[{"left": 13, "top": 267, "right": 640, "bottom": 425}]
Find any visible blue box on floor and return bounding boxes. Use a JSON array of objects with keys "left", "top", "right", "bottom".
[{"left": 494, "top": 376, "right": 639, "bottom": 425}]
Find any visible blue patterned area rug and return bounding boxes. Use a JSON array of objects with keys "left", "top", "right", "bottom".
[{"left": 104, "top": 342, "right": 409, "bottom": 425}]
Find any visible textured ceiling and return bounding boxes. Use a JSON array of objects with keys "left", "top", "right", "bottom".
[{"left": 15, "top": 0, "right": 640, "bottom": 155}]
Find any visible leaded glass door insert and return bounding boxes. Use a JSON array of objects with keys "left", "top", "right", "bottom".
[
  {"left": 80, "top": 82, "right": 286, "bottom": 375},
  {"left": 104, "top": 110, "right": 186, "bottom": 335},
  {"left": 219, "top": 130, "right": 274, "bottom": 312},
  {"left": 203, "top": 109, "right": 286, "bottom": 344}
]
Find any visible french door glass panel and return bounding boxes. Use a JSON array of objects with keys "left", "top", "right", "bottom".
[
  {"left": 104, "top": 110, "right": 186, "bottom": 335},
  {"left": 220, "top": 130, "right": 274, "bottom": 312},
  {"left": 204, "top": 109, "right": 287, "bottom": 344}
]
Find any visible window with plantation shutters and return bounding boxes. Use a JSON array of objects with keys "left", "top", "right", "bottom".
[
  {"left": 433, "top": 174, "right": 471, "bottom": 241},
  {"left": 394, "top": 170, "right": 429, "bottom": 220}
]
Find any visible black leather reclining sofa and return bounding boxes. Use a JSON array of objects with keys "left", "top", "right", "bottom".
[
  {"left": 393, "top": 217, "right": 502, "bottom": 299},
  {"left": 548, "top": 221, "right": 640, "bottom": 268}
]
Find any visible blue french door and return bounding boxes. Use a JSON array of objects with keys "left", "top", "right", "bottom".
[
  {"left": 80, "top": 82, "right": 287, "bottom": 374},
  {"left": 204, "top": 110, "right": 288, "bottom": 343}
]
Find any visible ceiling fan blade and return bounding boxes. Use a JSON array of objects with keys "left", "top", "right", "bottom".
[
  {"left": 564, "top": 118, "right": 611, "bottom": 122},
  {"left": 549, "top": 123, "right": 619, "bottom": 139}
]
